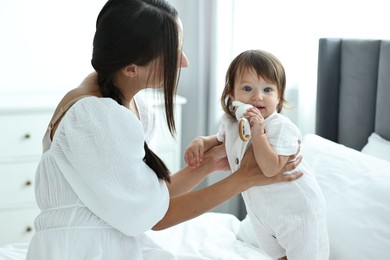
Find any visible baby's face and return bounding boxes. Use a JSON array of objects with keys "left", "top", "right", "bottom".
[{"left": 231, "top": 68, "right": 279, "bottom": 119}]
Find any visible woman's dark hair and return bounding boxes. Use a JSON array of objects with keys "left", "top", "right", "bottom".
[
  {"left": 220, "top": 49, "right": 286, "bottom": 119},
  {"left": 91, "top": 0, "right": 180, "bottom": 182}
]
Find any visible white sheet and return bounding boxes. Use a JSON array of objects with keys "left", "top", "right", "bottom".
[
  {"left": 146, "top": 213, "right": 272, "bottom": 260},
  {"left": 0, "top": 213, "right": 271, "bottom": 260},
  {"left": 0, "top": 243, "right": 27, "bottom": 260}
]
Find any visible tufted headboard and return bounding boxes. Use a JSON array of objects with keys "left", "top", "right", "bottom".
[{"left": 315, "top": 38, "right": 390, "bottom": 151}]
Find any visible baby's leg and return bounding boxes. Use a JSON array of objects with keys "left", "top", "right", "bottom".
[
  {"left": 250, "top": 216, "right": 286, "bottom": 259},
  {"left": 276, "top": 211, "right": 329, "bottom": 260}
]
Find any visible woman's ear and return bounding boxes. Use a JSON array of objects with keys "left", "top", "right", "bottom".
[{"left": 122, "top": 64, "right": 137, "bottom": 77}]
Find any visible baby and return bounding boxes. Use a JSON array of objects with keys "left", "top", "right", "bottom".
[{"left": 185, "top": 50, "right": 329, "bottom": 260}]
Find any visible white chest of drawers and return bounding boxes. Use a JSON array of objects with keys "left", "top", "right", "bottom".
[
  {"left": 0, "top": 95, "right": 55, "bottom": 245},
  {"left": 0, "top": 92, "right": 186, "bottom": 245}
]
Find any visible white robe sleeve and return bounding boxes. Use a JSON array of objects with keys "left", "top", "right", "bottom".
[{"left": 51, "top": 97, "right": 169, "bottom": 236}]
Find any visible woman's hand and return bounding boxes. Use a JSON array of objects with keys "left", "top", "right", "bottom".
[
  {"left": 158, "top": 143, "right": 301, "bottom": 230},
  {"left": 202, "top": 143, "right": 230, "bottom": 173},
  {"left": 237, "top": 145, "right": 303, "bottom": 188}
]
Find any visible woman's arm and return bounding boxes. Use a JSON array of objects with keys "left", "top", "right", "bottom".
[
  {"left": 199, "top": 135, "right": 221, "bottom": 152},
  {"left": 168, "top": 143, "right": 228, "bottom": 197},
  {"left": 154, "top": 145, "right": 303, "bottom": 230}
]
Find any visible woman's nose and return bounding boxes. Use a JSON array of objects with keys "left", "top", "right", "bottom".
[{"left": 180, "top": 51, "right": 189, "bottom": 68}]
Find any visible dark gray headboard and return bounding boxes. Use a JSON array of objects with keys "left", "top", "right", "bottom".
[{"left": 316, "top": 38, "right": 390, "bottom": 150}]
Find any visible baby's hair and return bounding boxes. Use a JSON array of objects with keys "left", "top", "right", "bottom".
[{"left": 220, "top": 49, "right": 287, "bottom": 118}]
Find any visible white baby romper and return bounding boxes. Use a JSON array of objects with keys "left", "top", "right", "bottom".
[{"left": 217, "top": 112, "right": 329, "bottom": 260}]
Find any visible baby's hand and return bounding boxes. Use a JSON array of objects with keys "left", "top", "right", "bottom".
[
  {"left": 184, "top": 137, "right": 205, "bottom": 168},
  {"left": 245, "top": 107, "right": 265, "bottom": 136}
]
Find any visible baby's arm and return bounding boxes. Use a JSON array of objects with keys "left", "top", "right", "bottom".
[
  {"left": 184, "top": 135, "right": 221, "bottom": 168},
  {"left": 245, "top": 108, "right": 291, "bottom": 177},
  {"left": 252, "top": 134, "right": 290, "bottom": 177}
]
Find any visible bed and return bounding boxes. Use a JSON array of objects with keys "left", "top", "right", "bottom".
[
  {"left": 1, "top": 38, "right": 390, "bottom": 260},
  {"left": 307, "top": 37, "right": 390, "bottom": 259}
]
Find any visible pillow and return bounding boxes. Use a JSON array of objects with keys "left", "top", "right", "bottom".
[
  {"left": 301, "top": 134, "right": 390, "bottom": 260},
  {"left": 361, "top": 132, "right": 390, "bottom": 162}
]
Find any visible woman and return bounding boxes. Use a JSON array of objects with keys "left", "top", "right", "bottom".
[{"left": 26, "top": 0, "right": 302, "bottom": 259}]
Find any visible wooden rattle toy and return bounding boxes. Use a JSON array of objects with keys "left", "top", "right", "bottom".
[{"left": 232, "top": 101, "right": 253, "bottom": 142}]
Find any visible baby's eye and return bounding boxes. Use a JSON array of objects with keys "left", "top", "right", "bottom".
[
  {"left": 263, "top": 87, "right": 273, "bottom": 93},
  {"left": 243, "top": 85, "right": 252, "bottom": 92}
]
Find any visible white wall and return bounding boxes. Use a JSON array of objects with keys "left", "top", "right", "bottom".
[
  {"left": 230, "top": 0, "right": 390, "bottom": 134},
  {"left": 0, "top": 0, "right": 106, "bottom": 95}
]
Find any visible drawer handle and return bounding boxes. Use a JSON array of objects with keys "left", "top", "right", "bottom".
[
  {"left": 25, "top": 226, "right": 33, "bottom": 233},
  {"left": 25, "top": 180, "right": 32, "bottom": 186},
  {"left": 24, "top": 133, "right": 31, "bottom": 139}
]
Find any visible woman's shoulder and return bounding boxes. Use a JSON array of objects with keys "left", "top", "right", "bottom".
[
  {"left": 49, "top": 81, "right": 124, "bottom": 140},
  {"left": 51, "top": 76, "right": 101, "bottom": 119},
  {"left": 70, "top": 96, "right": 132, "bottom": 123},
  {"left": 57, "top": 96, "right": 144, "bottom": 148},
  {"left": 48, "top": 86, "right": 99, "bottom": 140}
]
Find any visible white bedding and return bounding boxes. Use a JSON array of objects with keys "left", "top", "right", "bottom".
[
  {"left": 146, "top": 213, "right": 272, "bottom": 260},
  {"left": 1, "top": 134, "right": 390, "bottom": 260},
  {"left": 0, "top": 213, "right": 271, "bottom": 260},
  {"left": 301, "top": 134, "right": 390, "bottom": 260}
]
